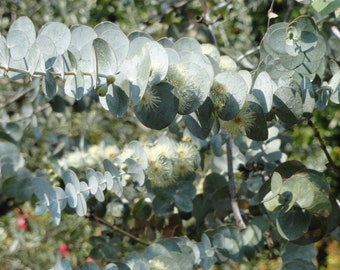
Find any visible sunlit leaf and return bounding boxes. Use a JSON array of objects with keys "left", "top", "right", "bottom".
[
  {"left": 273, "top": 81, "right": 303, "bottom": 126},
  {"left": 276, "top": 207, "right": 311, "bottom": 240},
  {"left": 65, "top": 182, "right": 77, "bottom": 208},
  {"left": 167, "top": 62, "right": 212, "bottom": 115},
  {"left": 6, "top": 30, "right": 30, "bottom": 60},
  {"left": 312, "top": 0, "right": 340, "bottom": 15},
  {"left": 173, "top": 37, "right": 202, "bottom": 54},
  {"left": 120, "top": 47, "right": 151, "bottom": 106},
  {"left": 42, "top": 71, "right": 57, "bottom": 99},
  {"left": 134, "top": 82, "right": 178, "bottom": 130},
  {"left": 214, "top": 71, "right": 248, "bottom": 120},
  {"left": 125, "top": 158, "right": 145, "bottom": 186},
  {"left": 64, "top": 71, "right": 85, "bottom": 100},
  {"left": 93, "top": 38, "right": 117, "bottom": 78},
  {"left": 329, "top": 71, "right": 340, "bottom": 104},
  {"left": 39, "top": 22, "right": 71, "bottom": 55},
  {"left": 184, "top": 97, "right": 214, "bottom": 139},
  {"left": 0, "top": 37, "right": 9, "bottom": 70},
  {"left": 252, "top": 71, "right": 274, "bottom": 113}
]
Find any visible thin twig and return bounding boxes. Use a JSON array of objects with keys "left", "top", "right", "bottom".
[
  {"left": 284, "top": 0, "right": 295, "bottom": 22},
  {"left": 307, "top": 118, "right": 340, "bottom": 173},
  {"left": 226, "top": 133, "right": 247, "bottom": 231},
  {"left": 3, "top": 103, "right": 50, "bottom": 124},
  {"left": 0, "top": 86, "right": 33, "bottom": 110},
  {"left": 267, "top": 0, "right": 276, "bottom": 29},
  {"left": 87, "top": 212, "right": 150, "bottom": 246},
  {"left": 198, "top": 0, "right": 218, "bottom": 48},
  {"left": 236, "top": 45, "right": 260, "bottom": 63}
]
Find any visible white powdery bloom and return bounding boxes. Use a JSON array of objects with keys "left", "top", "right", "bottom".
[
  {"left": 152, "top": 141, "right": 177, "bottom": 160},
  {"left": 145, "top": 144, "right": 174, "bottom": 187},
  {"left": 88, "top": 145, "right": 101, "bottom": 160},
  {"left": 173, "top": 142, "right": 200, "bottom": 177},
  {"left": 149, "top": 258, "right": 168, "bottom": 270},
  {"left": 136, "top": 87, "right": 161, "bottom": 112},
  {"left": 221, "top": 102, "right": 255, "bottom": 137},
  {"left": 60, "top": 150, "right": 87, "bottom": 169},
  {"left": 210, "top": 80, "right": 229, "bottom": 112},
  {"left": 119, "top": 148, "right": 134, "bottom": 161},
  {"left": 104, "top": 145, "right": 120, "bottom": 160}
]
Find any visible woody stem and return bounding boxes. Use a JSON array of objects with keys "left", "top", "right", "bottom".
[{"left": 226, "top": 132, "right": 247, "bottom": 230}]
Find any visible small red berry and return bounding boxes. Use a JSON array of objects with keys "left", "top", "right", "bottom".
[{"left": 59, "top": 243, "right": 69, "bottom": 258}]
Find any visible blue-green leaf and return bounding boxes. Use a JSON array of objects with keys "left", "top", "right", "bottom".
[
  {"left": 0, "top": 142, "right": 24, "bottom": 170},
  {"left": 0, "top": 37, "right": 9, "bottom": 71},
  {"left": 245, "top": 94, "right": 268, "bottom": 141},
  {"left": 252, "top": 71, "right": 275, "bottom": 113},
  {"left": 104, "top": 171, "right": 113, "bottom": 191},
  {"left": 103, "top": 159, "right": 121, "bottom": 178},
  {"left": 184, "top": 97, "right": 214, "bottom": 139},
  {"left": 65, "top": 182, "right": 77, "bottom": 208},
  {"left": 152, "top": 196, "right": 173, "bottom": 216},
  {"left": 53, "top": 258, "right": 72, "bottom": 270},
  {"left": 173, "top": 192, "right": 193, "bottom": 212},
  {"left": 125, "top": 158, "right": 145, "bottom": 186},
  {"left": 87, "top": 168, "right": 99, "bottom": 195},
  {"left": 128, "top": 30, "right": 153, "bottom": 41},
  {"left": 79, "top": 262, "right": 100, "bottom": 270},
  {"left": 55, "top": 187, "right": 67, "bottom": 210},
  {"left": 330, "top": 71, "right": 340, "bottom": 104},
  {"left": 94, "top": 21, "right": 120, "bottom": 35},
  {"left": 121, "top": 47, "right": 151, "bottom": 106},
  {"left": 167, "top": 62, "right": 212, "bottom": 115},
  {"left": 134, "top": 82, "right": 179, "bottom": 130},
  {"left": 76, "top": 192, "right": 87, "bottom": 216},
  {"left": 64, "top": 71, "right": 85, "bottom": 100},
  {"left": 93, "top": 38, "right": 117, "bottom": 78},
  {"left": 26, "top": 43, "right": 42, "bottom": 75},
  {"left": 301, "top": 76, "right": 315, "bottom": 116},
  {"left": 35, "top": 35, "right": 56, "bottom": 69},
  {"left": 7, "top": 30, "right": 30, "bottom": 60},
  {"left": 68, "top": 25, "right": 97, "bottom": 73},
  {"left": 96, "top": 28, "right": 128, "bottom": 66},
  {"left": 213, "top": 71, "right": 248, "bottom": 120},
  {"left": 39, "top": 22, "right": 71, "bottom": 55},
  {"left": 312, "top": 0, "right": 340, "bottom": 16},
  {"left": 173, "top": 37, "right": 202, "bottom": 54},
  {"left": 7, "top": 16, "right": 35, "bottom": 60},
  {"left": 144, "top": 243, "right": 172, "bottom": 260},
  {"left": 316, "top": 86, "right": 331, "bottom": 111},
  {"left": 180, "top": 51, "right": 214, "bottom": 83},
  {"left": 145, "top": 41, "right": 169, "bottom": 85},
  {"left": 276, "top": 207, "right": 311, "bottom": 240},
  {"left": 126, "top": 141, "right": 148, "bottom": 170},
  {"left": 273, "top": 80, "right": 303, "bottom": 126},
  {"left": 42, "top": 71, "right": 57, "bottom": 99},
  {"left": 112, "top": 176, "right": 123, "bottom": 197},
  {"left": 15, "top": 168, "right": 33, "bottom": 202}
]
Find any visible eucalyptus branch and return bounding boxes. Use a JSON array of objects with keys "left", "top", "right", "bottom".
[
  {"left": 87, "top": 211, "right": 150, "bottom": 246},
  {"left": 226, "top": 132, "right": 247, "bottom": 231},
  {"left": 3, "top": 103, "right": 50, "bottom": 123},
  {"left": 198, "top": 0, "right": 219, "bottom": 48},
  {"left": 267, "top": 0, "right": 276, "bottom": 29},
  {"left": 284, "top": 0, "right": 295, "bottom": 22},
  {"left": 236, "top": 46, "right": 260, "bottom": 63},
  {"left": 307, "top": 118, "right": 340, "bottom": 173},
  {"left": 0, "top": 86, "right": 33, "bottom": 110}
]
